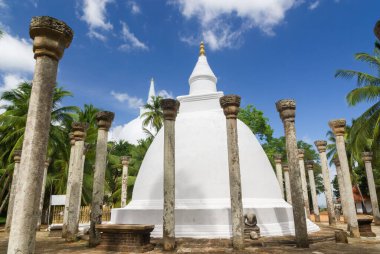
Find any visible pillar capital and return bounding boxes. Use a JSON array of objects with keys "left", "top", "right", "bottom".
[
  {"left": 160, "top": 99, "right": 180, "bottom": 121},
  {"left": 375, "top": 20, "right": 380, "bottom": 40},
  {"left": 276, "top": 99, "right": 296, "bottom": 122},
  {"left": 362, "top": 152, "right": 373, "bottom": 162},
  {"left": 69, "top": 132, "right": 75, "bottom": 146},
  {"left": 121, "top": 156, "right": 131, "bottom": 166},
  {"left": 305, "top": 160, "right": 314, "bottom": 170},
  {"left": 282, "top": 163, "right": 289, "bottom": 172},
  {"left": 333, "top": 157, "right": 340, "bottom": 167},
  {"left": 329, "top": 119, "right": 346, "bottom": 136},
  {"left": 71, "top": 122, "right": 88, "bottom": 141},
  {"left": 96, "top": 111, "right": 115, "bottom": 131},
  {"left": 314, "top": 140, "right": 327, "bottom": 153},
  {"left": 219, "top": 95, "right": 241, "bottom": 119},
  {"left": 274, "top": 154, "right": 282, "bottom": 164},
  {"left": 13, "top": 150, "right": 22, "bottom": 163},
  {"left": 297, "top": 149, "right": 305, "bottom": 160},
  {"left": 29, "top": 16, "right": 73, "bottom": 61}
]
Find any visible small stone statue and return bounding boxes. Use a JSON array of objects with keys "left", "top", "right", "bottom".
[
  {"left": 244, "top": 209, "right": 260, "bottom": 240},
  {"left": 334, "top": 204, "right": 342, "bottom": 223}
]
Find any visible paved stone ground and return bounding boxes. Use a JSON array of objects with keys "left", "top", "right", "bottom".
[{"left": 1, "top": 223, "right": 380, "bottom": 253}]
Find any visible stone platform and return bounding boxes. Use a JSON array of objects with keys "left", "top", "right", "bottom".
[{"left": 95, "top": 224, "right": 154, "bottom": 252}]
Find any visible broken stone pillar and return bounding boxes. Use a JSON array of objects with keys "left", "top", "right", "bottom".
[
  {"left": 305, "top": 161, "right": 320, "bottom": 222},
  {"left": 220, "top": 95, "right": 245, "bottom": 250},
  {"left": 121, "top": 156, "right": 131, "bottom": 208},
  {"left": 37, "top": 158, "right": 50, "bottom": 230},
  {"left": 62, "top": 132, "right": 76, "bottom": 238},
  {"left": 276, "top": 99, "right": 309, "bottom": 248},
  {"left": 89, "top": 111, "right": 115, "bottom": 247},
  {"left": 7, "top": 16, "right": 73, "bottom": 254},
  {"left": 283, "top": 163, "right": 292, "bottom": 204},
  {"left": 274, "top": 154, "right": 284, "bottom": 198},
  {"left": 297, "top": 149, "right": 310, "bottom": 217},
  {"left": 66, "top": 122, "right": 87, "bottom": 242},
  {"left": 333, "top": 158, "right": 348, "bottom": 223},
  {"left": 5, "top": 150, "right": 22, "bottom": 232},
  {"left": 160, "top": 99, "right": 180, "bottom": 251},
  {"left": 314, "top": 140, "right": 336, "bottom": 226},
  {"left": 362, "top": 152, "right": 380, "bottom": 225},
  {"left": 329, "top": 119, "right": 359, "bottom": 237}
]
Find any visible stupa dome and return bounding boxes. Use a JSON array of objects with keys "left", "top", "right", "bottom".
[
  {"left": 111, "top": 44, "right": 319, "bottom": 237},
  {"left": 110, "top": 79, "right": 156, "bottom": 145}
]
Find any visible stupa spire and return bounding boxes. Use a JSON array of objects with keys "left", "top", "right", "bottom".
[
  {"left": 188, "top": 42, "right": 217, "bottom": 95},
  {"left": 147, "top": 77, "right": 156, "bottom": 103}
]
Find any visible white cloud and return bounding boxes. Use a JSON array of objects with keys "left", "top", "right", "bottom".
[
  {"left": 157, "top": 90, "right": 173, "bottom": 99},
  {"left": 0, "top": 33, "right": 34, "bottom": 73},
  {"left": 0, "top": 0, "right": 7, "bottom": 8},
  {"left": 110, "top": 90, "right": 144, "bottom": 109},
  {"left": 308, "top": 1, "right": 319, "bottom": 10},
  {"left": 128, "top": 1, "right": 141, "bottom": 14},
  {"left": 0, "top": 73, "right": 28, "bottom": 113},
  {"left": 172, "top": 0, "right": 303, "bottom": 50},
  {"left": 80, "top": 0, "right": 113, "bottom": 40},
  {"left": 119, "top": 21, "right": 148, "bottom": 51}
]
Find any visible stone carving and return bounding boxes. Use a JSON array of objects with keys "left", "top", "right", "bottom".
[
  {"left": 96, "top": 111, "right": 115, "bottom": 131},
  {"left": 297, "top": 149, "right": 304, "bottom": 159},
  {"left": 244, "top": 209, "right": 260, "bottom": 240},
  {"left": 362, "top": 152, "right": 373, "bottom": 162},
  {"left": 219, "top": 95, "right": 241, "bottom": 119},
  {"left": 121, "top": 156, "right": 131, "bottom": 166},
  {"left": 30, "top": 16, "right": 74, "bottom": 42},
  {"left": 13, "top": 150, "right": 22, "bottom": 163},
  {"left": 72, "top": 122, "right": 88, "bottom": 141},
  {"left": 273, "top": 154, "right": 282, "bottom": 163},
  {"left": 160, "top": 99, "right": 180, "bottom": 121},
  {"left": 329, "top": 119, "right": 346, "bottom": 136},
  {"left": 305, "top": 160, "right": 314, "bottom": 170},
  {"left": 276, "top": 99, "right": 296, "bottom": 122},
  {"left": 314, "top": 140, "right": 327, "bottom": 153}
]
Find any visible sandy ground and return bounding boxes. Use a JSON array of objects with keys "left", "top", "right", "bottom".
[{"left": 1, "top": 222, "right": 380, "bottom": 253}]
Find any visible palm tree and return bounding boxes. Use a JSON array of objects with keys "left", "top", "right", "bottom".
[
  {"left": 335, "top": 43, "right": 380, "bottom": 169},
  {"left": 141, "top": 96, "right": 163, "bottom": 134}
]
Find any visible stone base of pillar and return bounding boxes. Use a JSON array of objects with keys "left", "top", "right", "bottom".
[
  {"left": 357, "top": 216, "right": 376, "bottom": 237},
  {"left": 95, "top": 224, "right": 155, "bottom": 252}
]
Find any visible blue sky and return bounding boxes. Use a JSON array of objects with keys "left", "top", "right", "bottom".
[{"left": 0, "top": 0, "right": 379, "bottom": 145}]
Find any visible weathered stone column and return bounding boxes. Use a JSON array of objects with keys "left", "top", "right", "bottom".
[
  {"left": 7, "top": 16, "right": 73, "bottom": 254},
  {"left": 305, "top": 161, "right": 320, "bottom": 222},
  {"left": 89, "top": 111, "right": 115, "bottom": 247},
  {"left": 329, "top": 119, "right": 359, "bottom": 237},
  {"left": 62, "top": 132, "right": 76, "bottom": 238},
  {"left": 274, "top": 154, "right": 284, "bottom": 198},
  {"left": 314, "top": 140, "right": 336, "bottom": 226},
  {"left": 160, "top": 99, "right": 180, "bottom": 251},
  {"left": 333, "top": 158, "right": 348, "bottom": 223},
  {"left": 37, "top": 158, "right": 50, "bottom": 230},
  {"left": 5, "top": 150, "right": 22, "bottom": 232},
  {"left": 66, "top": 122, "right": 87, "bottom": 242},
  {"left": 121, "top": 156, "right": 131, "bottom": 207},
  {"left": 297, "top": 149, "right": 310, "bottom": 217},
  {"left": 362, "top": 152, "right": 380, "bottom": 225},
  {"left": 283, "top": 163, "right": 292, "bottom": 204},
  {"left": 276, "top": 99, "right": 309, "bottom": 248}
]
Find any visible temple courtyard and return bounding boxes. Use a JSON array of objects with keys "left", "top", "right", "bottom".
[{"left": 1, "top": 221, "right": 380, "bottom": 253}]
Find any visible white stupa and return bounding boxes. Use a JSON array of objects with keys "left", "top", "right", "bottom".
[
  {"left": 111, "top": 43, "right": 319, "bottom": 237},
  {"left": 111, "top": 79, "right": 156, "bottom": 145}
]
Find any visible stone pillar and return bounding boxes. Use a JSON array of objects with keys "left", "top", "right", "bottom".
[
  {"left": 314, "top": 140, "right": 336, "bottom": 226},
  {"left": 333, "top": 158, "right": 348, "bottom": 223},
  {"left": 66, "top": 122, "right": 87, "bottom": 242},
  {"left": 89, "top": 111, "right": 115, "bottom": 247},
  {"left": 121, "top": 156, "right": 131, "bottom": 207},
  {"left": 362, "top": 152, "right": 380, "bottom": 225},
  {"left": 37, "top": 158, "right": 50, "bottom": 230},
  {"left": 274, "top": 154, "right": 284, "bottom": 198},
  {"left": 276, "top": 99, "right": 309, "bottom": 248},
  {"left": 329, "top": 119, "right": 359, "bottom": 237},
  {"left": 5, "top": 150, "right": 22, "bottom": 232},
  {"left": 297, "top": 149, "right": 310, "bottom": 217},
  {"left": 160, "top": 99, "right": 180, "bottom": 251},
  {"left": 62, "top": 132, "right": 76, "bottom": 238},
  {"left": 283, "top": 163, "right": 292, "bottom": 204},
  {"left": 220, "top": 95, "right": 245, "bottom": 250},
  {"left": 305, "top": 161, "right": 320, "bottom": 222},
  {"left": 7, "top": 16, "right": 73, "bottom": 254},
  {"left": 375, "top": 20, "right": 380, "bottom": 40}
]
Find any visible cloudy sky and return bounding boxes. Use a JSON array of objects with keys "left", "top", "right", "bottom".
[{"left": 0, "top": 0, "right": 378, "bottom": 147}]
